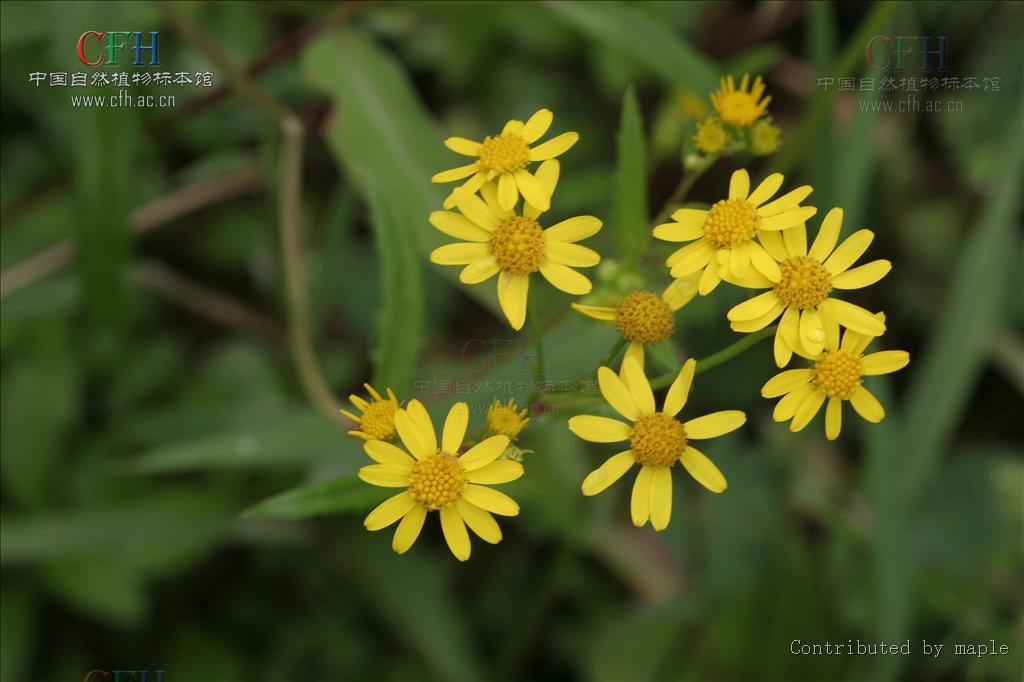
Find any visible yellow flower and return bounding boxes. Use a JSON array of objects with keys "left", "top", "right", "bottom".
[
  {"left": 359, "top": 400, "right": 524, "bottom": 561},
  {"left": 570, "top": 276, "right": 700, "bottom": 372},
  {"left": 675, "top": 90, "right": 708, "bottom": 120},
  {"left": 432, "top": 108, "right": 579, "bottom": 211},
  {"left": 726, "top": 208, "right": 890, "bottom": 367},
  {"left": 761, "top": 320, "right": 909, "bottom": 440},
  {"left": 653, "top": 169, "right": 817, "bottom": 295},
  {"left": 486, "top": 398, "right": 529, "bottom": 438},
  {"left": 341, "top": 383, "right": 400, "bottom": 441},
  {"left": 429, "top": 160, "right": 603, "bottom": 330},
  {"left": 693, "top": 117, "right": 728, "bottom": 154},
  {"left": 749, "top": 118, "right": 781, "bottom": 155},
  {"left": 568, "top": 357, "right": 746, "bottom": 530},
  {"left": 711, "top": 73, "right": 771, "bottom": 128}
]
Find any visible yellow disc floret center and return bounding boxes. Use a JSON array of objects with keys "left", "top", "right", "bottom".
[
  {"left": 616, "top": 291, "right": 675, "bottom": 345},
  {"left": 409, "top": 452, "right": 466, "bottom": 510},
  {"left": 478, "top": 133, "right": 530, "bottom": 174},
  {"left": 774, "top": 256, "right": 832, "bottom": 310},
  {"left": 717, "top": 92, "right": 760, "bottom": 127},
  {"left": 490, "top": 216, "right": 546, "bottom": 276},
  {"left": 487, "top": 399, "right": 528, "bottom": 438},
  {"left": 360, "top": 400, "right": 398, "bottom": 440},
  {"left": 814, "top": 350, "right": 864, "bottom": 400},
  {"left": 703, "top": 199, "right": 758, "bottom": 249},
  {"left": 630, "top": 413, "right": 687, "bottom": 468}
]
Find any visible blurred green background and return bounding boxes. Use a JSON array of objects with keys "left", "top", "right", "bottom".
[{"left": 1, "top": 1, "right": 1021, "bottom": 681}]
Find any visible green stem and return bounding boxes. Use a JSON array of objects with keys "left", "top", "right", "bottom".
[
  {"left": 597, "top": 336, "right": 628, "bottom": 373},
  {"left": 527, "top": 299, "right": 546, "bottom": 391},
  {"left": 650, "top": 326, "right": 777, "bottom": 390}
]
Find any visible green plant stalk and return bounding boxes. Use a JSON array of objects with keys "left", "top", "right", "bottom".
[
  {"left": 527, "top": 299, "right": 546, "bottom": 392},
  {"left": 649, "top": 325, "right": 777, "bottom": 390},
  {"left": 597, "top": 336, "right": 629, "bottom": 373}
]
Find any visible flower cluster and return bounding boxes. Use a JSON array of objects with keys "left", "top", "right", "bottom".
[{"left": 343, "top": 74, "right": 907, "bottom": 557}]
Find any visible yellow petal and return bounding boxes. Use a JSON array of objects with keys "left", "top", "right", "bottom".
[
  {"left": 392, "top": 504, "right": 426, "bottom": 554},
  {"left": 394, "top": 408, "right": 433, "bottom": 460},
  {"left": 727, "top": 291, "right": 779, "bottom": 321},
  {"left": 790, "top": 388, "right": 826, "bottom": 431},
  {"left": 529, "top": 131, "right": 578, "bottom": 160},
  {"left": 831, "top": 260, "right": 891, "bottom": 289},
  {"left": 568, "top": 415, "right": 632, "bottom": 442},
  {"left": 697, "top": 257, "right": 722, "bottom": 295},
  {"left": 497, "top": 171, "right": 519, "bottom": 211},
  {"left": 454, "top": 190, "right": 501, "bottom": 231},
  {"left": 730, "top": 302, "right": 784, "bottom": 333},
  {"left": 522, "top": 108, "right": 554, "bottom": 143},
  {"left": 357, "top": 464, "right": 411, "bottom": 488},
  {"left": 497, "top": 271, "right": 529, "bottom": 330},
  {"left": 444, "top": 137, "right": 482, "bottom": 156},
  {"left": 757, "top": 229, "right": 788, "bottom": 261},
  {"left": 364, "top": 440, "right": 416, "bottom": 469},
  {"left": 669, "top": 207, "right": 708, "bottom": 228},
  {"left": 462, "top": 484, "right": 519, "bottom": 516},
  {"left": 747, "top": 172, "right": 784, "bottom": 206},
  {"left": 620, "top": 342, "right": 645, "bottom": 377},
  {"left": 817, "top": 298, "right": 842, "bottom": 352},
  {"left": 503, "top": 119, "right": 524, "bottom": 135},
  {"left": 756, "top": 185, "right": 814, "bottom": 217},
  {"left": 649, "top": 467, "right": 673, "bottom": 531},
  {"left": 620, "top": 355, "right": 655, "bottom": 416},
  {"left": 761, "top": 368, "right": 815, "bottom": 398},
  {"left": 545, "top": 241, "right": 601, "bottom": 267},
  {"left": 581, "top": 450, "right": 636, "bottom": 496},
  {"left": 668, "top": 238, "right": 714, "bottom": 277},
  {"left": 365, "top": 491, "right": 415, "bottom": 530},
  {"left": 773, "top": 325, "right": 794, "bottom": 368},
  {"left": 759, "top": 206, "right": 818, "bottom": 231},
  {"left": 807, "top": 207, "right": 843, "bottom": 261},
  {"left": 680, "top": 446, "right": 727, "bottom": 493},
  {"left": 442, "top": 402, "right": 469, "bottom": 453},
  {"left": 830, "top": 299, "right": 886, "bottom": 336},
  {"left": 799, "top": 308, "right": 826, "bottom": 357},
  {"left": 729, "top": 241, "right": 751, "bottom": 279},
  {"left": 630, "top": 466, "right": 654, "bottom": 526},
  {"left": 460, "top": 257, "right": 501, "bottom": 284},
  {"left": 460, "top": 435, "right": 510, "bottom": 471},
  {"left": 432, "top": 163, "right": 479, "bottom": 183},
  {"left": 539, "top": 262, "right": 592, "bottom": 295},
  {"left": 684, "top": 410, "right": 747, "bottom": 439},
  {"left": 861, "top": 350, "right": 910, "bottom": 375},
  {"left": 440, "top": 506, "right": 471, "bottom": 561},
  {"left": 662, "top": 275, "right": 699, "bottom": 311},
  {"left": 772, "top": 383, "right": 814, "bottom": 421},
  {"left": 663, "top": 358, "right": 696, "bottom": 417},
  {"left": 467, "top": 460, "right": 524, "bottom": 484},
  {"left": 429, "top": 210, "right": 491, "bottom": 241},
  {"left": 782, "top": 223, "right": 807, "bottom": 257},
  {"left": 404, "top": 399, "right": 437, "bottom": 452},
  {"left": 430, "top": 242, "right": 491, "bottom": 265},
  {"left": 597, "top": 366, "right": 640, "bottom": 421},
  {"left": 749, "top": 241, "right": 782, "bottom": 281},
  {"left": 825, "top": 397, "right": 842, "bottom": 440},
  {"left": 544, "top": 215, "right": 602, "bottom": 243},
  {"left": 653, "top": 220, "right": 704, "bottom": 242},
  {"left": 823, "top": 229, "right": 874, "bottom": 274},
  {"left": 515, "top": 169, "right": 549, "bottom": 212},
  {"left": 456, "top": 499, "right": 502, "bottom": 544},
  {"left": 571, "top": 303, "right": 617, "bottom": 321},
  {"left": 729, "top": 169, "right": 750, "bottom": 200},
  {"left": 850, "top": 387, "right": 885, "bottom": 422}
]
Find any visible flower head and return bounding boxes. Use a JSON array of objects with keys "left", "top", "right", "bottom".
[
  {"left": 693, "top": 117, "right": 729, "bottom": 155},
  {"left": 486, "top": 398, "right": 529, "bottom": 438},
  {"left": 653, "top": 169, "right": 817, "bottom": 295},
  {"left": 725, "top": 208, "right": 890, "bottom": 367},
  {"left": 568, "top": 357, "right": 746, "bottom": 530},
  {"left": 711, "top": 74, "right": 771, "bottom": 128},
  {"left": 749, "top": 118, "right": 781, "bottom": 155},
  {"left": 429, "top": 160, "right": 603, "bottom": 330},
  {"left": 359, "top": 400, "right": 524, "bottom": 560},
  {"left": 432, "top": 108, "right": 579, "bottom": 211},
  {"left": 571, "top": 277, "right": 699, "bottom": 372},
  {"left": 761, "top": 319, "right": 909, "bottom": 439},
  {"left": 341, "top": 383, "right": 400, "bottom": 441}
]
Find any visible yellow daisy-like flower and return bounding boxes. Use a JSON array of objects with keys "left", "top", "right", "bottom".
[
  {"left": 693, "top": 117, "right": 729, "bottom": 154},
  {"left": 486, "top": 398, "right": 530, "bottom": 438},
  {"left": 762, "top": 319, "right": 909, "bottom": 440},
  {"left": 725, "top": 207, "right": 890, "bottom": 367},
  {"left": 653, "top": 169, "right": 817, "bottom": 295},
  {"left": 711, "top": 73, "right": 771, "bottom": 128},
  {"left": 341, "top": 383, "right": 400, "bottom": 441},
  {"left": 359, "top": 400, "right": 524, "bottom": 561},
  {"left": 432, "top": 108, "right": 579, "bottom": 212},
  {"left": 570, "top": 276, "right": 700, "bottom": 372},
  {"left": 428, "top": 160, "right": 602, "bottom": 330},
  {"left": 568, "top": 357, "right": 746, "bottom": 530},
  {"left": 749, "top": 118, "right": 781, "bottom": 155}
]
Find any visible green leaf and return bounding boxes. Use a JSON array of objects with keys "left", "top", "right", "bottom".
[
  {"left": 244, "top": 475, "right": 388, "bottom": 521},
  {"left": 543, "top": 1, "right": 718, "bottom": 93},
  {"left": 128, "top": 409, "right": 349, "bottom": 474},
  {"left": 612, "top": 87, "right": 648, "bottom": 264}
]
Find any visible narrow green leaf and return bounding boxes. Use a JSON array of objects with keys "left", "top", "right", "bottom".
[
  {"left": 612, "top": 87, "right": 648, "bottom": 264},
  {"left": 543, "top": 1, "right": 718, "bottom": 93},
  {"left": 243, "top": 475, "right": 388, "bottom": 521}
]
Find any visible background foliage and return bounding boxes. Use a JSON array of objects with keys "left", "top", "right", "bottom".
[{"left": 1, "top": 1, "right": 1021, "bottom": 681}]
